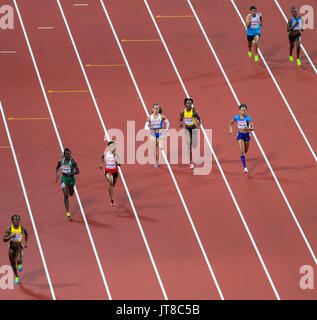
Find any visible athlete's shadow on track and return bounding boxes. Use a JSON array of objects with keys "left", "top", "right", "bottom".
[
  {"left": 71, "top": 217, "right": 114, "bottom": 229},
  {"left": 19, "top": 283, "right": 52, "bottom": 300},
  {"left": 247, "top": 163, "right": 315, "bottom": 183},
  {"left": 115, "top": 210, "right": 160, "bottom": 223}
]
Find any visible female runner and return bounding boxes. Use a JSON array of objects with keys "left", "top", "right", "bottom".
[
  {"left": 99, "top": 141, "right": 121, "bottom": 206},
  {"left": 179, "top": 98, "right": 201, "bottom": 169},
  {"left": 246, "top": 6, "right": 262, "bottom": 62},
  {"left": 144, "top": 104, "right": 169, "bottom": 167},
  {"left": 3, "top": 215, "right": 28, "bottom": 285},
  {"left": 287, "top": 6, "right": 304, "bottom": 66},
  {"left": 56, "top": 148, "right": 80, "bottom": 220},
  {"left": 229, "top": 104, "right": 254, "bottom": 173}
]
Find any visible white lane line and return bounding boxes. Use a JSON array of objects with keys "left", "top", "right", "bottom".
[
  {"left": 0, "top": 51, "right": 16, "bottom": 53},
  {"left": 56, "top": 0, "right": 168, "bottom": 300},
  {"left": 145, "top": 0, "right": 280, "bottom": 299},
  {"left": 13, "top": 0, "right": 112, "bottom": 300},
  {"left": 274, "top": 0, "right": 317, "bottom": 74},
  {"left": 0, "top": 101, "right": 56, "bottom": 300},
  {"left": 38, "top": 27, "right": 54, "bottom": 29},
  {"left": 100, "top": 0, "right": 224, "bottom": 299},
  {"left": 187, "top": 0, "right": 317, "bottom": 267},
  {"left": 73, "top": 3, "right": 89, "bottom": 6},
  {"left": 230, "top": 0, "right": 317, "bottom": 162}
]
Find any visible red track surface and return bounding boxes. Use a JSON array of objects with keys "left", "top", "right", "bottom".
[{"left": 0, "top": 0, "right": 316, "bottom": 299}]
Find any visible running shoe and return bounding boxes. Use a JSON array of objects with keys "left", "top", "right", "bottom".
[
  {"left": 14, "top": 277, "right": 19, "bottom": 285},
  {"left": 18, "top": 264, "right": 22, "bottom": 272},
  {"left": 289, "top": 56, "right": 294, "bottom": 62},
  {"left": 244, "top": 167, "right": 248, "bottom": 174},
  {"left": 189, "top": 163, "right": 195, "bottom": 170},
  {"left": 66, "top": 212, "right": 71, "bottom": 220},
  {"left": 110, "top": 201, "right": 115, "bottom": 207},
  {"left": 154, "top": 162, "right": 160, "bottom": 168},
  {"left": 254, "top": 55, "right": 259, "bottom": 62},
  {"left": 248, "top": 51, "right": 252, "bottom": 58},
  {"left": 297, "top": 59, "right": 301, "bottom": 66}
]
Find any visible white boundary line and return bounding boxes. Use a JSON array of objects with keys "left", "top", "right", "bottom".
[
  {"left": 186, "top": 0, "right": 317, "bottom": 267},
  {"left": 230, "top": 0, "right": 317, "bottom": 162},
  {"left": 99, "top": 0, "right": 224, "bottom": 300},
  {"left": 274, "top": 0, "right": 317, "bottom": 74},
  {"left": 0, "top": 101, "right": 56, "bottom": 300},
  {"left": 56, "top": 0, "right": 168, "bottom": 300},
  {"left": 144, "top": 0, "right": 282, "bottom": 299},
  {"left": 13, "top": 0, "right": 112, "bottom": 300}
]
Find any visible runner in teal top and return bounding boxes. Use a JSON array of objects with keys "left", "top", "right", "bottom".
[
  {"left": 287, "top": 6, "right": 304, "bottom": 66},
  {"left": 56, "top": 148, "right": 79, "bottom": 220},
  {"left": 246, "top": 6, "right": 262, "bottom": 62}
]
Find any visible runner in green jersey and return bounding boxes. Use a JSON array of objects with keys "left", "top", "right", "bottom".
[{"left": 56, "top": 148, "right": 80, "bottom": 220}]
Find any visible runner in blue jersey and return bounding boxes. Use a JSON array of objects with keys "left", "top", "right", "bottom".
[
  {"left": 287, "top": 6, "right": 304, "bottom": 66},
  {"left": 229, "top": 104, "right": 254, "bottom": 174},
  {"left": 246, "top": 6, "right": 262, "bottom": 62}
]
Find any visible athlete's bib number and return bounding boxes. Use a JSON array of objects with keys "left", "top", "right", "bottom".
[
  {"left": 61, "top": 165, "right": 71, "bottom": 174},
  {"left": 106, "top": 159, "right": 116, "bottom": 169},
  {"left": 12, "top": 233, "right": 22, "bottom": 242},
  {"left": 237, "top": 120, "right": 248, "bottom": 129},
  {"left": 184, "top": 117, "right": 194, "bottom": 125}
]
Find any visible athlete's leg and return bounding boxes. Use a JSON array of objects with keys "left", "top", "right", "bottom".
[
  {"left": 150, "top": 134, "right": 157, "bottom": 164},
  {"left": 244, "top": 141, "right": 250, "bottom": 154},
  {"left": 113, "top": 175, "right": 118, "bottom": 187},
  {"left": 248, "top": 41, "right": 253, "bottom": 53},
  {"left": 16, "top": 248, "right": 23, "bottom": 270},
  {"left": 106, "top": 173, "right": 114, "bottom": 202},
  {"left": 296, "top": 36, "right": 301, "bottom": 60},
  {"left": 184, "top": 128, "right": 191, "bottom": 164},
  {"left": 62, "top": 183, "right": 70, "bottom": 213},
  {"left": 253, "top": 35, "right": 259, "bottom": 55},
  {"left": 9, "top": 248, "right": 18, "bottom": 278},
  {"left": 238, "top": 139, "right": 247, "bottom": 169},
  {"left": 68, "top": 185, "right": 74, "bottom": 197},
  {"left": 289, "top": 40, "right": 295, "bottom": 57}
]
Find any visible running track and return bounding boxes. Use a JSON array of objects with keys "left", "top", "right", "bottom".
[{"left": 0, "top": 0, "right": 316, "bottom": 300}]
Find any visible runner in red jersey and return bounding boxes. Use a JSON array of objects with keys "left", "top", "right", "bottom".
[{"left": 99, "top": 141, "right": 121, "bottom": 207}]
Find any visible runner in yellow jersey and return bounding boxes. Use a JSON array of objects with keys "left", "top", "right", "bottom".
[
  {"left": 179, "top": 98, "right": 202, "bottom": 169},
  {"left": 3, "top": 215, "right": 28, "bottom": 285}
]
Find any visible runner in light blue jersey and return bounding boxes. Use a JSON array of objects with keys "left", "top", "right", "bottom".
[{"left": 246, "top": 5, "right": 262, "bottom": 62}]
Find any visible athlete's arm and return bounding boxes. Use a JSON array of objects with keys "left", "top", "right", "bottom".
[
  {"left": 229, "top": 119, "right": 235, "bottom": 135},
  {"left": 259, "top": 13, "right": 263, "bottom": 26},
  {"left": 179, "top": 111, "right": 184, "bottom": 128},
  {"left": 162, "top": 115, "right": 170, "bottom": 130},
  {"left": 99, "top": 154, "right": 105, "bottom": 169},
  {"left": 114, "top": 153, "right": 121, "bottom": 166},
  {"left": 55, "top": 160, "right": 62, "bottom": 182},
  {"left": 287, "top": 18, "right": 292, "bottom": 32},
  {"left": 3, "top": 227, "right": 14, "bottom": 243},
  {"left": 247, "top": 121, "right": 254, "bottom": 131},
  {"left": 70, "top": 160, "right": 80, "bottom": 176},
  {"left": 144, "top": 116, "right": 151, "bottom": 130},
  {"left": 300, "top": 16, "right": 304, "bottom": 31},
  {"left": 246, "top": 15, "right": 251, "bottom": 27},
  {"left": 23, "top": 226, "right": 28, "bottom": 248},
  {"left": 193, "top": 108, "right": 201, "bottom": 127}
]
